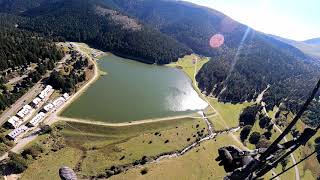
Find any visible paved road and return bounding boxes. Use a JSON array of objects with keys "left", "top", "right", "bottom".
[
  {"left": 6, "top": 75, "right": 28, "bottom": 85},
  {"left": 0, "top": 83, "right": 43, "bottom": 126},
  {"left": 0, "top": 44, "right": 95, "bottom": 162},
  {"left": 0, "top": 131, "right": 39, "bottom": 161},
  {"left": 0, "top": 54, "right": 70, "bottom": 126}
]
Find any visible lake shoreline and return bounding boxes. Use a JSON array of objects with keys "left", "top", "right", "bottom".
[
  {"left": 60, "top": 45, "right": 207, "bottom": 124},
  {"left": 57, "top": 112, "right": 203, "bottom": 127}
]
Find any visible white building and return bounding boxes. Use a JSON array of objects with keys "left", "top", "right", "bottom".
[
  {"left": 7, "top": 116, "right": 23, "bottom": 128},
  {"left": 32, "top": 97, "right": 42, "bottom": 107},
  {"left": 43, "top": 103, "right": 55, "bottom": 113},
  {"left": 53, "top": 97, "right": 66, "bottom": 108},
  {"left": 29, "top": 112, "right": 46, "bottom": 127},
  {"left": 7, "top": 125, "right": 28, "bottom": 140},
  {"left": 39, "top": 85, "right": 54, "bottom": 99},
  {"left": 16, "top": 105, "right": 33, "bottom": 119},
  {"left": 23, "top": 105, "right": 32, "bottom": 110},
  {"left": 63, "top": 93, "right": 70, "bottom": 100}
]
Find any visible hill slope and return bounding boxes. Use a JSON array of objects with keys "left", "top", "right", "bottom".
[
  {"left": 0, "top": 14, "right": 63, "bottom": 111},
  {"left": 108, "top": 0, "right": 320, "bottom": 124},
  {"left": 304, "top": 38, "right": 320, "bottom": 45},
  {"left": 271, "top": 35, "right": 320, "bottom": 60},
  {"left": 0, "top": 0, "right": 61, "bottom": 13},
  {"left": 1, "top": 0, "right": 192, "bottom": 64}
]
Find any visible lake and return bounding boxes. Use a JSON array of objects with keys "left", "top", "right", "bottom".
[{"left": 61, "top": 54, "right": 208, "bottom": 123}]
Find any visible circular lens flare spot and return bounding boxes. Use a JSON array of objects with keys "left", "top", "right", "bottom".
[{"left": 210, "top": 34, "right": 224, "bottom": 48}]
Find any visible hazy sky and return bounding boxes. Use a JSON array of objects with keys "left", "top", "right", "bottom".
[{"left": 185, "top": 0, "right": 320, "bottom": 41}]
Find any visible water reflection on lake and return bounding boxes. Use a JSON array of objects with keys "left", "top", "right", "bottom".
[{"left": 61, "top": 54, "right": 207, "bottom": 123}]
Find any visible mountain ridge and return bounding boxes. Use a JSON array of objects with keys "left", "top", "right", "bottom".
[
  {"left": 105, "top": 0, "right": 320, "bottom": 125},
  {"left": 1, "top": 0, "right": 193, "bottom": 64},
  {"left": 304, "top": 37, "right": 320, "bottom": 45},
  {"left": 270, "top": 34, "right": 320, "bottom": 60}
]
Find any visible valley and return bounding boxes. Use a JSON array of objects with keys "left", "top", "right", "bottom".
[
  {"left": 0, "top": 0, "right": 319, "bottom": 180},
  {"left": 61, "top": 53, "right": 207, "bottom": 123},
  {"left": 0, "top": 42, "right": 317, "bottom": 180},
  {"left": 2, "top": 43, "right": 302, "bottom": 180},
  {"left": 15, "top": 44, "right": 250, "bottom": 180}
]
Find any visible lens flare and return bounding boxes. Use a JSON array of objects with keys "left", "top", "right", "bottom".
[{"left": 209, "top": 34, "right": 224, "bottom": 48}]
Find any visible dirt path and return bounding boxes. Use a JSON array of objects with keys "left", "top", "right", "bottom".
[
  {"left": 256, "top": 85, "right": 270, "bottom": 103},
  {"left": 57, "top": 113, "right": 210, "bottom": 127},
  {"left": 6, "top": 75, "right": 28, "bottom": 85},
  {"left": 89, "top": 111, "right": 242, "bottom": 179},
  {"left": 262, "top": 103, "right": 300, "bottom": 180},
  {"left": 193, "top": 59, "right": 242, "bottom": 145},
  {"left": 55, "top": 43, "right": 100, "bottom": 116},
  {"left": 44, "top": 43, "right": 100, "bottom": 127},
  {"left": 193, "top": 60, "right": 280, "bottom": 179}
]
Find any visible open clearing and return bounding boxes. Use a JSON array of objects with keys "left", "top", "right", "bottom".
[
  {"left": 206, "top": 98, "right": 253, "bottom": 130},
  {"left": 109, "top": 133, "right": 273, "bottom": 180},
  {"left": 20, "top": 117, "right": 209, "bottom": 178},
  {"left": 20, "top": 148, "right": 82, "bottom": 180}
]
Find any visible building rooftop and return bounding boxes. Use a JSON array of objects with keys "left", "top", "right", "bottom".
[
  {"left": 7, "top": 116, "right": 23, "bottom": 128},
  {"left": 7, "top": 125, "right": 28, "bottom": 140},
  {"left": 44, "top": 103, "right": 55, "bottom": 112},
  {"left": 53, "top": 97, "right": 66, "bottom": 108},
  {"left": 32, "top": 97, "right": 42, "bottom": 105},
  {"left": 29, "top": 112, "right": 46, "bottom": 126}
]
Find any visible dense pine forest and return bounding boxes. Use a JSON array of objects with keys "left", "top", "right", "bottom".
[
  {"left": 0, "top": 14, "right": 63, "bottom": 110},
  {"left": 0, "top": 18, "right": 62, "bottom": 71},
  {"left": 105, "top": 0, "right": 320, "bottom": 125},
  {"left": 14, "top": 0, "right": 192, "bottom": 64}
]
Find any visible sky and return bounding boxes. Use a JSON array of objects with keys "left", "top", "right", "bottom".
[{"left": 185, "top": 0, "right": 320, "bottom": 41}]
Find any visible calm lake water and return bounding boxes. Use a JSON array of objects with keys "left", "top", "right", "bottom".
[{"left": 61, "top": 54, "right": 208, "bottom": 123}]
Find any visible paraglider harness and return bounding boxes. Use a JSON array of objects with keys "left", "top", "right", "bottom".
[{"left": 216, "top": 79, "right": 320, "bottom": 180}]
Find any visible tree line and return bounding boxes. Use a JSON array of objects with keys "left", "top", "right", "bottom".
[
  {"left": 16, "top": 0, "right": 192, "bottom": 64},
  {"left": 0, "top": 17, "right": 63, "bottom": 111}
]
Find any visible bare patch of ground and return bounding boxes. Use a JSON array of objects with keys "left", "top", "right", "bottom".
[{"left": 95, "top": 6, "right": 142, "bottom": 31}]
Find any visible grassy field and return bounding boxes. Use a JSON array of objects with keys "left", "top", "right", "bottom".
[
  {"left": 207, "top": 98, "right": 253, "bottom": 130},
  {"left": 20, "top": 117, "right": 208, "bottom": 179},
  {"left": 167, "top": 54, "right": 209, "bottom": 80},
  {"left": 110, "top": 133, "right": 274, "bottom": 180},
  {"left": 21, "top": 147, "right": 81, "bottom": 180},
  {"left": 169, "top": 54, "right": 253, "bottom": 131},
  {"left": 67, "top": 118, "right": 208, "bottom": 176}
]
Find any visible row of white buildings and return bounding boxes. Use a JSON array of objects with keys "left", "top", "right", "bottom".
[
  {"left": 6, "top": 85, "right": 54, "bottom": 129},
  {"left": 7, "top": 104, "right": 34, "bottom": 129},
  {"left": 28, "top": 93, "right": 69, "bottom": 127},
  {"left": 6, "top": 85, "right": 70, "bottom": 140}
]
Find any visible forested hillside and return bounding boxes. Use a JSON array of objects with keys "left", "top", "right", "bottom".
[
  {"left": 107, "top": 0, "right": 320, "bottom": 125},
  {"left": 0, "top": 14, "right": 63, "bottom": 111},
  {"left": 271, "top": 35, "right": 320, "bottom": 60},
  {"left": 2, "top": 0, "right": 192, "bottom": 64},
  {"left": 0, "top": 15, "right": 62, "bottom": 71},
  {"left": 0, "top": 0, "right": 61, "bottom": 13}
]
